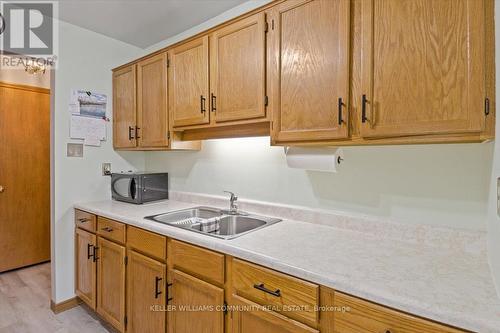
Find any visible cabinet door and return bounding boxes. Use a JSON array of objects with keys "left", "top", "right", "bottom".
[
  {"left": 96, "top": 237, "right": 126, "bottom": 332},
  {"left": 231, "top": 295, "right": 318, "bottom": 333},
  {"left": 75, "top": 228, "right": 96, "bottom": 310},
  {"left": 113, "top": 65, "right": 137, "bottom": 148},
  {"left": 360, "top": 0, "right": 485, "bottom": 138},
  {"left": 169, "top": 269, "right": 224, "bottom": 333},
  {"left": 127, "top": 250, "right": 166, "bottom": 333},
  {"left": 211, "top": 13, "right": 266, "bottom": 123},
  {"left": 269, "top": 0, "right": 350, "bottom": 143},
  {"left": 169, "top": 36, "right": 210, "bottom": 128},
  {"left": 137, "top": 53, "right": 169, "bottom": 148}
]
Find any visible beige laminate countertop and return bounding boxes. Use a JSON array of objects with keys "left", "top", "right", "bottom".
[{"left": 74, "top": 199, "right": 500, "bottom": 333}]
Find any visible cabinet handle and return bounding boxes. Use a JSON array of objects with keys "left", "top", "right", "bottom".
[
  {"left": 87, "top": 243, "right": 94, "bottom": 260},
  {"left": 166, "top": 282, "right": 173, "bottom": 303},
  {"left": 101, "top": 227, "right": 113, "bottom": 233},
  {"left": 78, "top": 218, "right": 90, "bottom": 223},
  {"left": 338, "top": 97, "right": 345, "bottom": 125},
  {"left": 200, "top": 95, "right": 206, "bottom": 113},
  {"left": 93, "top": 246, "right": 99, "bottom": 262},
  {"left": 154, "top": 277, "right": 163, "bottom": 299},
  {"left": 211, "top": 93, "right": 217, "bottom": 112},
  {"left": 135, "top": 126, "right": 141, "bottom": 139},
  {"left": 128, "top": 126, "right": 135, "bottom": 140},
  {"left": 361, "top": 94, "right": 368, "bottom": 123},
  {"left": 253, "top": 283, "right": 281, "bottom": 297}
]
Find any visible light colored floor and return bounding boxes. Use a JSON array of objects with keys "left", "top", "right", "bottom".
[{"left": 0, "top": 263, "right": 110, "bottom": 333}]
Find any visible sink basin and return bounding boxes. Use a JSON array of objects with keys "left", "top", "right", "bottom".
[
  {"left": 150, "top": 207, "right": 222, "bottom": 224},
  {"left": 145, "top": 207, "right": 281, "bottom": 239}
]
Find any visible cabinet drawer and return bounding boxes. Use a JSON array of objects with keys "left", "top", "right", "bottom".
[
  {"left": 170, "top": 239, "right": 224, "bottom": 285},
  {"left": 333, "top": 292, "right": 466, "bottom": 333},
  {"left": 232, "top": 258, "right": 319, "bottom": 327},
  {"left": 127, "top": 226, "right": 166, "bottom": 261},
  {"left": 97, "top": 216, "right": 126, "bottom": 244},
  {"left": 75, "top": 209, "right": 96, "bottom": 233}
]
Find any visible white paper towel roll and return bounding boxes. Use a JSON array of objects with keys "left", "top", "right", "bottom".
[{"left": 284, "top": 147, "right": 343, "bottom": 172}]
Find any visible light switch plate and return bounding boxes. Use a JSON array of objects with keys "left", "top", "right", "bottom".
[
  {"left": 102, "top": 163, "right": 112, "bottom": 176},
  {"left": 67, "top": 143, "right": 83, "bottom": 157}
]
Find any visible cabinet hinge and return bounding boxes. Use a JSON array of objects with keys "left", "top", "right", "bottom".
[
  {"left": 168, "top": 131, "right": 171, "bottom": 140},
  {"left": 485, "top": 97, "right": 490, "bottom": 116},
  {"left": 265, "top": 21, "right": 269, "bottom": 33},
  {"left": 265, "top": 96, "right": 269, "bottom": 107},
  {"left": 124, "top": 315, "right": 128, "bottom": 328},
  {"left": 167, "top": 58, "right": 170, "bottom": 67},
  {"left": 223, "top": 302, "right": 228, "bottom": 315},
  {"left": 124, "top": 256, "right": 128, "bottom": 265},
  {"left": 271, "top": 19, "right": 275, "bottom": 30}
]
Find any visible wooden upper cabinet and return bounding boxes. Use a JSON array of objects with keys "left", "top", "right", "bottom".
[
  {"left": 75, "top": 228, "right": 96, "bottom": 310},
  {"left": 137, "top": 53, "right": 169, "bottom": 148},
  {"left": 270, "top": 0, "right": 350, "bottom": 144},
  {"left": 360, "top": 0, "right": 486, "bottom": 138},
  {"left": 211, "top": 13, "right": 267, "bottom": 123},
  {"left": 127, "top": 250, "right": 166, "bottom": 333},
  {"left": 113, "top": 65, "right": 137, "bottom": 148},
  {"left": 169, "top": 36, "right": 210, "bottom": 128}
]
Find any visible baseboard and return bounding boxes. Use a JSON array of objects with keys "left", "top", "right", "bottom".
[{"left": 50, "top": 296, "right": 82, "bottom": 314}]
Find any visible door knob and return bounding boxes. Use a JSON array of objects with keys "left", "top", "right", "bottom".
[{"left": 0, "top": 185, "right": 4, "bottom": 193}]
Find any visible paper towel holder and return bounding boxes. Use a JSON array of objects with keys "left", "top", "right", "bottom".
[{"left": 283, "top": 146, "right": 344, "bottom": 165}]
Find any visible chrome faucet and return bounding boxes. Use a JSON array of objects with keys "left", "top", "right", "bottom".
[{"left": 223, "top": 191, "right": 239, "bottom": 214}]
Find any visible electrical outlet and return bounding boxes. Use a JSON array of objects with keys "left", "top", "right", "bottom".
[{"left": 102, "top": 163, "right": 112, "bottom": 176}]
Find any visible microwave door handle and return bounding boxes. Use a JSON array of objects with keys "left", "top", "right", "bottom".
[
  {"left": 130, "top": 177, "right": 137, "bottom": 200},
  {"left": 111, "top": 177, "right": 119, "bottom": 197}
]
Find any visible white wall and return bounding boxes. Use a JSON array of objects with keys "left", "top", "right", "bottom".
[
  {"left": 487, "top": 0, "right": 500, "bottom": 295},
  {"left": 0, "top": 55, "right": 50, "bottom": 88},
  {"left": 52, "top": 21, "right": 145, "bottom": 303},
  {"left": 146, "top": 139, "right": 492, "bottom": 231}
]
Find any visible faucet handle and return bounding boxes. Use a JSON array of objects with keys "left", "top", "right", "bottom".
[{"left": 223, "top": 191, "right": 236, "bottom": 199}]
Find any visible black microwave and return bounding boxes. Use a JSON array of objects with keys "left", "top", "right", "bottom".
[{"left": 111, "top": 172, "right": 168, "bottom": 204}]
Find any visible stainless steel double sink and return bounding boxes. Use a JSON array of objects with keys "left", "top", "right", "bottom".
[{"left": 145, "top": 207, "right": 281, "bottom": 240}]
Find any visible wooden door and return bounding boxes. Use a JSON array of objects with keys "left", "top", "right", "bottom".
[
  {"left": 269, "top": 0, "right": 350, "bottom": 143},
  {"left": 137, "top": 53, "right": 169, "bottom": 148},
  {"left": 169, "top": 269, "right": 224, "bottom": 333},
  {"left": 231, "top": 295, "right": 318, "bottom": 333},
  {"left": 360, "top": 0, "right": 485, "bottom": 138},
  {"left": 127, "top": 250, "right": 166, "bottom": 333},
  {"left": 96, "top": 237, "right": 126, "bottom": 332},
  {"left": 0, "top": 83, "right": 50, "bottom": 272},
  {"left": 113, "top": 65, "right": 137, "bottom": 148},
  {"left": 211, "top": 13, "right": 266, "bottom": 123},
  {"left": 75, "top": 228, "right": 96, "bottom": 310},
  {"left": 169, "top": 36, "right": 210, "bottom": 128}
]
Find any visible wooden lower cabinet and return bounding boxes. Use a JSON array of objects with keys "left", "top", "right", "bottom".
[
  {"left": 74, "top": 212, "right": 468, "bottom": 333},
  {"left": 332, "top": 292, "right": 465, "bottom": 333},
  {"left": 126, "top": 249, "right": 167, "bottom": 333},
  {"left": 230, "top": 295, "right": 318, "bottom": 333},
  {"left": 169, "top": 269, "right": 225, "bottom": 333},
  {"left": 75, "top": 228, "right": 96, "bottom": 310},
  {"left": 96, "top": 236, "right": 126, "bottom": 331}
]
